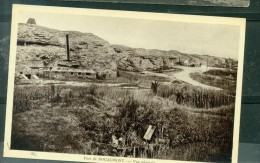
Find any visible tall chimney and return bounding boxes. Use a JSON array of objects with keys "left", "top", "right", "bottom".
[{"left": 66, "top": 34, "right": 70, "bottom": 61}]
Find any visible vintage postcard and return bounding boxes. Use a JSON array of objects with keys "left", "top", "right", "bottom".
[
  {"left": 69, "top": 0, "right": 250, "bottom": 7},
  {"left": 4, "top": 4, "right": 245, "bottom": 163}
]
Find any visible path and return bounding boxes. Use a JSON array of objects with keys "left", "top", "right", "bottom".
[
  {"left": 173, "top": 66, "right": 222, "bottom": 90},
  {"left": 28, "top": 66, "right": 223, "bottom": 91},
  {"left": 142, "top": 66, "right": 222, "bottom": 90}
]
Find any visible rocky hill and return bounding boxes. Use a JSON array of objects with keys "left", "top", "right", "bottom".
[
  {"left": 112, "top": 45, "right": 229, "bottom": 71},
  {"left": 16, "top": 22, "right": 235, "bottom": 77},
  {"left": 16, "top": 23, "right": 117, "bottom": 78}
]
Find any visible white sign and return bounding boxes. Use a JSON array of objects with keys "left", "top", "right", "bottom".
[{"left": 143, "top": 125, "right": 156, "bottom": 140}]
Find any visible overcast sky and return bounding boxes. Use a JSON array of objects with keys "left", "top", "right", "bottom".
[{"left": 18, "top": 11, "right": 240, "bottom": 59}]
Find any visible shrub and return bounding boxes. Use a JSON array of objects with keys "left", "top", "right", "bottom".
[
  {"left": 11, "top": 83, "right": 234, "bottom": 161},
  {"left": 88, "top": 84, "right": 98, "bottom": 96}
]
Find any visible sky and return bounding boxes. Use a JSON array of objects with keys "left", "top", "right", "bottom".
[{"left": 18, "top": 11, "right": 240, "bottom": 59}]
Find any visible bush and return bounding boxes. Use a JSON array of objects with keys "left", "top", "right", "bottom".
[
  {"left": 13, "top": 85, "right": 50, "bottom": 114},
  {"left": 88, "top": 84, "right": 98, "bottom": 96},
  {"left": 11, "top": 83, "right": 234, "bottom": 161}
]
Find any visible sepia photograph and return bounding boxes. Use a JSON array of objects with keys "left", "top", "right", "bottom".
[{"left": 4, "top": 5, "right": 245, "bottom": 163}]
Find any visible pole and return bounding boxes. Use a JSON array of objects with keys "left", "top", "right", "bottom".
[
  {"left": 206, "top": 58, "right": 208, "bottom": 76},
  {"left": 66, "top": 34, "right": 70, "bottom": 61}
]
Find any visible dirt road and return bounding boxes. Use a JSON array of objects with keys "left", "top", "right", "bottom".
[
  {"left": 34, "top": 66, "right": 222, "bottom": 91},
  {"left": 142, "top": 66, "right": 222, "bottom": 90},
  {"left": 173, "top": 66, "right": 222, "bottom": 90}
]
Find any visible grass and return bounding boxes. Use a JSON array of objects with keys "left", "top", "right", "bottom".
[
  {"left": 190, "top": 71, "right": 237, "bottom": 91},
  {"left": 157, "top": 82, "right": 235, "bottom": 109},
  {"left": 16, "top": 70, "right": 171, "bottom": 88},
  {"left": 11, "top": 80, "right": 235, "bottom": 162},
  {"left": 150, "top": 67, "right": 182, "bottom": 74},
  {"left": 206, "top": 69, "right": 237, "bottom": 78},
  {"left": 112, "top": 70, "right": 171, "bottom": 87}
]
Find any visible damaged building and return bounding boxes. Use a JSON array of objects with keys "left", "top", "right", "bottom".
[
  {"left": 17, "top": 33, "right": 98, "bottom": 82},
  {"left": 42, "top": 68, "right": 96, "bottom": 80},
  {"left": 42, "top": 34, "right": 97, "bottom": 80}
]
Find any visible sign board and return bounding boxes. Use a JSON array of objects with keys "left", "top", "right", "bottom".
[{"left": 143, "top": 125, "right": 156, "bottom": 141}]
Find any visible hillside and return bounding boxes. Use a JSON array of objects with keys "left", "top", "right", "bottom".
[
  {"left": 112, "top": 45, "right": 229, "bottom": 71},
  {"left": 16, "top": 23, "right": 117, "bottom": 78},
  {"left": 16, "top": 23, "right": 236, "bottom": 77}
]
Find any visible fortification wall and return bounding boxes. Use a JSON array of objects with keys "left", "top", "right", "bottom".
[{"left": 42, "top": 70, "right": 96, "bottom": 80}]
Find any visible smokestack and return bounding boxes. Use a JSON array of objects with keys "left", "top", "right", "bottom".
[{"left": 66, "top": 34, "right": 70, "bottom": 61}]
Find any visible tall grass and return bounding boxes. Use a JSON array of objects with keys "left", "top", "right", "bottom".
[
  {"left": 157, "top": 83, "right": 235, "bottom": 109},
  {"left": 114, "top": 70, "right": 170, "bottom": 87},
  {"left": 12, "top": 83, "right": 235, "bottom": 161},
  {"left": 13, "top": 85, "right": 50, "bottom": 114},
  {"left": 190, "top": 72, "right": 237, "bottom": 91},
  {"left": 110, "top": 94, "right": 234, "bottom": 161},
  {"left": 206, "top": 69, "right": 237, "bottom": 78}
]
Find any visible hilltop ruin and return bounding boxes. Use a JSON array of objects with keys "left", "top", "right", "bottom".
[{"left": 26, "top": 18, "right": 36, "bottom": 25}]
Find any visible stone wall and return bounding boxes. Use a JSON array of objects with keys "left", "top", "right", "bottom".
[{"left": 42, "top": 70, "right": 96, "bottom": 80}]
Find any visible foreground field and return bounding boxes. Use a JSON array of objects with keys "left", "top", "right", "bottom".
[{"left": 11, "top": 78, "right": 235, "bottom": 161}]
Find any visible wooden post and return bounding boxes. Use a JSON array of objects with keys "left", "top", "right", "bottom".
[
  {"left": 66, "top": 34, "right": 70, "bottom": 62},
  {"left": 121, "top": 148, "right": 126, "bottom": 157},
  {"left": 206, "top": 58, "right": 208, "bottom": 76},
  {"left": 161, "top": 126, "right": 164, "bottom": 138}
]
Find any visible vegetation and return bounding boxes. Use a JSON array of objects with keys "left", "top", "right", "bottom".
[
  {"left": 206, "top": 69, "right": 237, "bottom": 78},
  {"left": 157, "top": 83, "right": 235, "bottom": 108},
  {"left": 11, "top": 80, "right": 234, "bottom": 162},
  {"left": 150, "top": 67, "right": 182, "bottom": 73},
  {"left": 112, "top": 70, "right": 171, "bottom": 87},
  {"left": 190, "top": 69, "right": 237, "bottom": 91}
]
